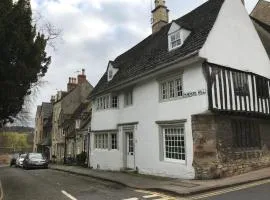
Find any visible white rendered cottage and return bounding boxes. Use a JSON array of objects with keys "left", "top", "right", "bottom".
[{"left": 88, "top": 0, "right": 270, "bottom": 179}]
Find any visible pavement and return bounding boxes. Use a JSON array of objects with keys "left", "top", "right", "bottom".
[{"left": 50, "top": 164, "right": 270, "bottom": 196}]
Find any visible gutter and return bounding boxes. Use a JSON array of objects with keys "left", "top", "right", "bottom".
[{"left": 91, "top": 50, "right": 201, "bottom": 99}]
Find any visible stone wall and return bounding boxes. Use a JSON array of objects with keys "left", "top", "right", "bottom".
[{"left": 192, "top": 113, "right": 270, "bottom": 179}]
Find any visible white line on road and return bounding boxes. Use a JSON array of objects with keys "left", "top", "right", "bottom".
[
  {"left": 61, "top": 190, "right": 77, "bottom": 200},
  {"left": 143, "top": 194, "right": 159, "bottom": 198},
  {"left": 0, "top": 180, "right": 4, "bottom": 200},
  {"left": 122, "top": 198, "right": 139, "bottom": 200}
]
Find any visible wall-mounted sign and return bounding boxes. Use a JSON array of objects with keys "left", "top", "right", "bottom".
[{"left": 183, "top": 89, "right": 207, "bottom": 98}]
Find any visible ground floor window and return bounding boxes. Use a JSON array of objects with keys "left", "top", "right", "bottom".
[
  {"left": 162, "top": 125, "right": 186, "bottom": 161},
  {"left": 94, "top": 132, "right": 118, "bottom": 150},
  {"left": 111, "top": 133, "right": 118, "bottom": 149},
  {"left": 232, "top": 119, "right": 261, "bottom": 148}
]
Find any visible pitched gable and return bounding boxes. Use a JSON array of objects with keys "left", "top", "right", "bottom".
[
  {"left": 200, "top": 0, "right": 270, "bottom": 77},
  {"left": 91, "top": 0, "right": 225, "bottom": 98}
]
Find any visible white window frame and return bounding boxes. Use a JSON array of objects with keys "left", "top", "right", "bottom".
[
  {"left": 159, "top": 75, "right": 183, "bottom": 102},
  {"left": 169, "top": 30, "right": 181, "bottom": 50},
  {"left": 96, "top": 94, "right": 119, "bottom": 110},
  {"left": 108, "top": 70, "right": 113, "bottom": 79},
  {"left": 161, "top": 124, "right": 186, "bottom": 163},
  {"left": 124, "top": 90, "right": 133, "bottom": 107},
  {"left": 111, "top": 133, "right": 118, "bottom": 150},
  {"left": 94, "top": 132, "right": 118, "bottom": 150}
]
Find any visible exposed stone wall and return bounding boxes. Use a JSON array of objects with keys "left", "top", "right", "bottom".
[{"left": 192, "top": 113, "right": 270, "bottom": 179}]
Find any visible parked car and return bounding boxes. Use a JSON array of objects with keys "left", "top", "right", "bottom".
[
  {"left": 10, "top": 153, "right": 20, "bottom": 167},
  {"left": 23, "top": 153, "right": 48, "bottom": 169},
  {"left": 16, "top": 154, "right": 26, "bottom": 167}
]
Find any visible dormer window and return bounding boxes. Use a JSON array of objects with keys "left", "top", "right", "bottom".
[
  {"left": 168, "top": 22, "right": 191, "bottom": 52},
  {"left": 107, "top": 62, "right": 118, "bottom": 82},
  {"left": 108, "top": 70, "right": 113, "bottom": 79},
  {"left": 170, "top": 31, "right": 181, "bottom": 49}
]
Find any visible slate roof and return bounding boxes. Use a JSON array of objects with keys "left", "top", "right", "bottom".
[
  {"left": 90, "top": 0, "right": 225, "bottom": 97},
  {"left": 41, "top": 102, "right": 53, "bottom": 119}
]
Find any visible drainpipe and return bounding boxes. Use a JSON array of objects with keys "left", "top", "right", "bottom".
[
  {"left": 87, "top": 127, "right": 91, "bottom": 167},
  {"left": 64, "top": 130, "right": 67, "bottom": 164}
]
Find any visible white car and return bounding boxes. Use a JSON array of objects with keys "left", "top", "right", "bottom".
[{"left": 16, "top": 154, "right": 26, "bottom": 167}]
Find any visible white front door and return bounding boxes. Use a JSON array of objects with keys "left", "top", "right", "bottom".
[{"left": 126, "top": 132, "right": 135, "bottom": 169}]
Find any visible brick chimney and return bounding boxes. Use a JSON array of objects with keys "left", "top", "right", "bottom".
[
  {"left": 152, "top": 0, "right": 169, "bottom": 33},
  {"left": 67, "top": 77, "right": 77, "bottom": 92},
  {"left": 50, "top": 95, "right": 55, "bottom": 103},
  {"left": 77, "top": 69, "right": 87, "bottom": 84}
]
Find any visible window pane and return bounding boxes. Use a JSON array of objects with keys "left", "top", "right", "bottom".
[
  {"left": 160, "top": 76, "right": 183, "bottom": 101},
  {"left": 163, "top": 126, "right": 185, "bottom": 161}
]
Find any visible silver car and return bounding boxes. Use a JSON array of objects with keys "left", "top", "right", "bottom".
[{"left": 16, "top": 154, "right": 26, "bottom": 167}]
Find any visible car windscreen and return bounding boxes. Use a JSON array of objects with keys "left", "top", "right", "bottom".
[
  {"left": 20, "top": 154, "right": 26, "bottom": 159},
  {"left": 29, "top": 153, "right": 44, "bottom": 159},
  {"left": 12, "top": 154, "right": 19, "bottom": 158}
]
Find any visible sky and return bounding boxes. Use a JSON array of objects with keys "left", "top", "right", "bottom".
[{"left": 25, "top": 0, "right": 261, "bottom": 126}]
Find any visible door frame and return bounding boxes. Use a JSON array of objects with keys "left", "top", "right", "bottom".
[{"left": 122, "top": 126, "right": 135, "bottom": 170}]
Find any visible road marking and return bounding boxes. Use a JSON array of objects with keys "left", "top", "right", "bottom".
[
  {"left": 61, "top": 190, "right": 77, "bottom": 200},
  {"left": 0, "top": 180, "right": 4, "bottom": 200},
  {"left": 190, "top": 179, "right": 270, "bottom": 199},
  {"left": 122, "top": 198, "right": 138, "bottom": 200},
  {"left": 135, "top": 189, "right": 179, "bottom": 200},
  {"left": 143, "top": 194, "right": 159, "bottom": 198}
]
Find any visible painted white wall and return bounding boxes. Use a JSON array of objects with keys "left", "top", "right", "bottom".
[
  {"left": 200, "top": 0, "right": 270, "bottom": 78},
  {"left": 89, "top": 128, "right": 124, "bottom": 170},
  {"left": 90, "top": 62, "right": 208, "bottom": 179}
]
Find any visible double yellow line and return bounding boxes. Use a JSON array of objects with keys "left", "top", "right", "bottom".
[
  {"left": 190, "top": 179, "right": 270, "bottom": 199},
  {"left": 0, "top": 180, "right": 3, "bottom": 200}
]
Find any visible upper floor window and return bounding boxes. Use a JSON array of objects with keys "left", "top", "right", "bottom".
[
  {"left": 96, "top": 94, "right": 118, "bottom": 110},
  {"left": 170, "top": 31, "right": 181, "bottom": 49},
  {"left": 168, "top": 22, "right": 191, "bottom": 52},
  {"left": 108, "top": 70, "right": 113, "bottom": 79},
  {"left": 232, "top": 72, "right": 249, "bottom": 96},
  {"left": 124, "top": 90, "right": 133, "bottom": 107},
  {"left": 160, "top": 75, "right": 183, "bottom": 101},
  {"left": 256, "top": 76, "right": 269, "bottom": 98}
]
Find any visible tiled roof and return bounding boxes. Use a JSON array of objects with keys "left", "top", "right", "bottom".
[
  {"left": 251, "top": 16, "right": 270, "bottom": 33},
  {"left": 250, "top": 0, "right": 270, "bottom": 26},
  {"left": 90, "top": 0, "right": 224, "bottom": 97},
  {"left": 251, "top": 16, "right": 270, "bottom": 59}
]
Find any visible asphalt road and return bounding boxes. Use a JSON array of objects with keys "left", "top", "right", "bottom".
[
  {"left": 0, "top": 166, "right": 175, "bottom": 200},
  {"left": 1, "top": 166, "right": 270, "bottom": 200}
]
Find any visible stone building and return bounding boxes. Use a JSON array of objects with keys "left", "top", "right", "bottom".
[
  {"left": 33, "top": 102, "right": 53, "bottom": 158},
  {"left": 88, "top": 0, "right": 270, "bottom": 179},
  {"left": 63, "top": 102, "right": 92, "bottom": 164},
  {"left": 51, "top": 69, "right": 93, "bottom": 163}
]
